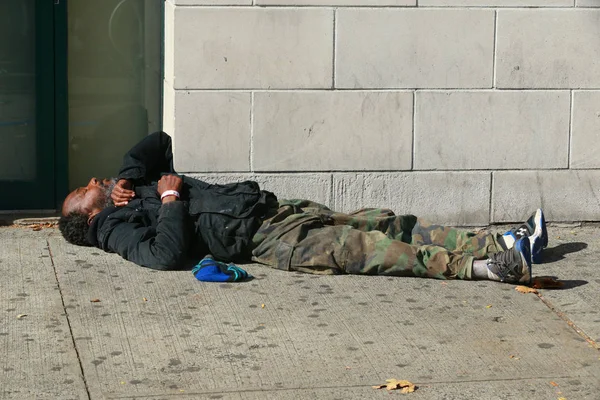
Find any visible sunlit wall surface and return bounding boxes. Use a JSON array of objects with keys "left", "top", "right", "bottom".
[
  {"left": 68, "top": 0, "right": 162, "bottom": 189},
  {"left": 0, "top": 1, "right": 36, "bottom": 181}
]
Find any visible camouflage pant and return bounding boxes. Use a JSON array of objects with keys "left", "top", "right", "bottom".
[{"left": 251, "top": 200, "right": 504, "bottom": 280}]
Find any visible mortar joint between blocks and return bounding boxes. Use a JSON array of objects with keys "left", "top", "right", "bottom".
[{"left": 250, "top": 92, "right": 255, "bottom": 172}]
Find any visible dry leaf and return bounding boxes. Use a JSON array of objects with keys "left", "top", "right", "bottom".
[
  {"left": 515, "top": 286, "right": 538, "bottom": 294},
  {"left": 373, "top": 379, "right": 416, "bottom": 393},
  {"left": 550, "top": 381, "right": 559, "bottom": 387},
  {"left": 142, "top": 298, "right": 148, "bottom": 302},
  {"left": 485, "top": 305, "right": 493, "bottom": 309},
  {"left": 90, "top": 298, "right": 101, "bottom": 303},
  {"left": 16, "top": 314, "right": 27, "bottom": 319},
  {"left": 532, "top": 277, "right": 564, "bottom": 289},
  {"left": 29, "top": 222, "right": 56, "bottom": 230}
]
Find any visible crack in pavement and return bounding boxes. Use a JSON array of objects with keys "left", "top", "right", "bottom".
[
  {"left": 47, "top": 238, "right": 92, "bottom": 400},
  {"left": 102, "top": 374, "right": 592, "bottom": 399},
  {"left": 535, "top": 291, "right": 599, "bottom": 351}
]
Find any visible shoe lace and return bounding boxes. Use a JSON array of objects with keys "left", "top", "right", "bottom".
[{"left": 487, "top": 250, "right": 520, "bottom": 281}]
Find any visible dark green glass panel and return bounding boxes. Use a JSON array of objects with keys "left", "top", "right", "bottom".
[
  {"left": 0, "top": 0, "right": 55, "bottom": 209},
  {"left": 67, "top": 0, "right": 163, "bottom": 189}
]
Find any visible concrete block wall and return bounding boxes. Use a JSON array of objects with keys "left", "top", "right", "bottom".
[{"left": 163, "top": 0, "right": 600, "bottom": 226}]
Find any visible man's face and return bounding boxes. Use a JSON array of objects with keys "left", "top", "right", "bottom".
[{"left": 62, "top": 178, "right": 114, "bottom": 216}]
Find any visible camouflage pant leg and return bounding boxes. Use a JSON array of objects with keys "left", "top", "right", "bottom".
[
  {"left": 251, "top": 204, "right": 475, "bottom": 280},
  {"left": 268, "top": 200, "right": 416, "bottom": 241},
  {"left": 411, "top": 219, "right": 504, "bottom": 258},
  {"left": 325, "top": 208, "right": 418, "bottom": 244}
]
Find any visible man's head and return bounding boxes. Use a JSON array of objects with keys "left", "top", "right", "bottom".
[{"left": 59, "top": 178, "right": 116, "bottom": 246}]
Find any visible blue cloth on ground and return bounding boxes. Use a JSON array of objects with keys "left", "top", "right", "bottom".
[{"left": 192, "top": 255, "right": 251, "bottom": 282}]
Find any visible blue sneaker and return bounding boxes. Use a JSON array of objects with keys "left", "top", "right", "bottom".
[
  {"left": 486, "top": 237, "right": 532, "bottom": 285},
  {"left": 502, "top": 208, "right": 547, "bottom": 264}
]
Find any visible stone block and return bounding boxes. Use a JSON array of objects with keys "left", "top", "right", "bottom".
[
  {"left": 258, "top": 0, "right": 413, "bottom": 5},
  {"left": 253, "top": 91, "right": 413, "bottom": 171},
  {"left": 173, "top": 92, "right": 251, "bottom": 172},
  {"left": 492, "top": 170, "right": 600, "bottom": 222},
  {"left": 576, "top": 0, "right": 600, "bottom": 6},
  {"left": 164, "top": 1, "right": 175, "bottom": 87},
  {"left": 421, "top": 0, "right": 570, "bottom": 5},
  {"left": 188, "top": 173, "right": 333, "bottom": 206},
  {"left": 571, "top": 91, "right": 600, "bottom": 169},
  {"left": 333, "top": 172, "right": 491, "bottom": 226},
  {"left": 162, "top": 82, "right": 175, "bottom": 140},
  {"left": 496, "top": 10, "right": 600, "bottom": 88},
  {"left": 414, "top": 91, "right": 570, "bottom": 170},
  {"left": 173, "top": 0, "right": 251, "bottom": 4},
  {"left": 173, "top": 7, "right": 333, "bottom": 89},
  {"left": 336, "top": 9, "right": 494, "bottom": 89}
]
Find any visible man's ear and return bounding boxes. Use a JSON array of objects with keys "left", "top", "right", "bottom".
[{"left": 87, "top": 212, "right": 98, "bottom": 226}]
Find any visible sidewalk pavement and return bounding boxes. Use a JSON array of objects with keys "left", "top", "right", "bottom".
[{"left": 1, "top": 223, "right": 599, "bottom": 400}]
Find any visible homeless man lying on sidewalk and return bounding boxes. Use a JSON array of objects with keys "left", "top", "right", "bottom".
[{"left": 59, "top": 131, "right": 548, "bottom": 285}]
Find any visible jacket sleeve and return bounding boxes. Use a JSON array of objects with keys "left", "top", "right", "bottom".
[
  {"left": 117, "top": 131, "right": 175, "bottom": 184},
  {"left": 105, "top": 201, "right": 189, "bottom": 270}
]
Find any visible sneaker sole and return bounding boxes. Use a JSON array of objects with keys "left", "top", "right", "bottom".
[
  {"left": 530, "top": 209, "right": 547, "bottom": 263},
  {"left": 533, "top": 208, "right": 548, "bottom": 248},
  {"left": 530, "top": 234, "right": 543, "bottom": 264},
  {"left": 515, "top": 238, "right": 533, "bottom": 285}
]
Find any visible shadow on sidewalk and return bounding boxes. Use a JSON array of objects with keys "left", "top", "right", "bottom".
[
  {"left": 541, "top": 242, "right": 588, "bottom": 263},
  {"left": 533, "top": 276, "right": 588, "bottom": 290}
]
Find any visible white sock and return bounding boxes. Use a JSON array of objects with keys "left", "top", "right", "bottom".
[{"left": 472, "top": 259, "right": 499, "bottom": 281}]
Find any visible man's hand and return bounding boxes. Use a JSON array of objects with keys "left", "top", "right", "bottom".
[
  {"left": 111, "top": 179, "right": 135, "bottom": 207},
  {"left": 157, "top": 174, "right": 183, "bottom": 204}
]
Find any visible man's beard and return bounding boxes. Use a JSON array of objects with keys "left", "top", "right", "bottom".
[{"left": 103, "top": 178, "right": 118, "bottom": 208}]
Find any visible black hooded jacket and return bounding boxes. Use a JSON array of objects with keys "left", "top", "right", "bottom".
[{"left": 86, "top": 132, "right": 277, "bottom": 270}]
